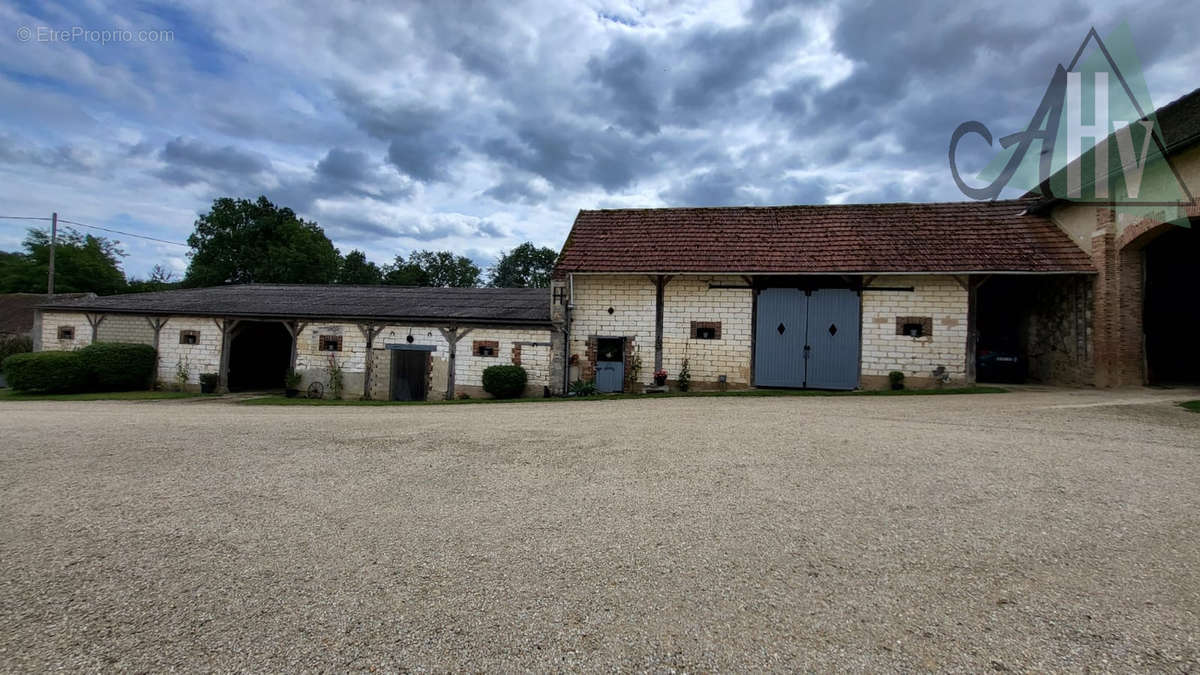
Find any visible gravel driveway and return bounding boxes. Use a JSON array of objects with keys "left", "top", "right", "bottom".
[{"left": 1, "top": 388, "right": 1198, "bottom": 671}]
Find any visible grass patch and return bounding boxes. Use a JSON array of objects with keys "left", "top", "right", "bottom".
[
  {"left": 0, "top": 389, "right": 207, "bottom": 402},
  {"left": 1181, "top": 400, "right": 1200, "bottom": 413},
  {"left": 239, "top": 386, "right": 1007, "bottom": 406}
]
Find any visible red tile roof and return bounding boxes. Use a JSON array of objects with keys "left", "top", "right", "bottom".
[{"left": 554, "top": 199, "right": 1095, "bottom": 275}]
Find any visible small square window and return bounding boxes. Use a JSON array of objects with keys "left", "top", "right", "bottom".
[
  {"left": 179, "top": 330, "right": 200, "bottom": 345},
  {"left": 473, "top": 340, "right": 499, "bottom": 357},
  {"left": 57, "top": 326, "right": 74, "bottom": 340},
  {"left": 319, "top": 335, "right": 343, "bottom": 352},
  {"left": 690, "top": 321, "right": 721, "bottom": 340},
  {"left": 896, "top": 317, "right": 933, "bottom": 338}
]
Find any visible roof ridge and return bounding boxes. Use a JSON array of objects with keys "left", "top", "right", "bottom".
[{"left": 579, "top": 198, "right": 1038, "bottom": 214}]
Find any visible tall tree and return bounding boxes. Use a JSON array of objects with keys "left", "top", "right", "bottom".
[
  {"left": 126, "top": 264, "right": 180, "bottom": 294},
  {"left": 0, "top": 228, "right": 127, "bottom": 295},
  {"left": 407, "top": 250, "right": 481, "bottom": 287},
  {"left": 382, "top": 250, "right": 481, "bottom": 287},
  {"left": 337, "top": 250, "right": 383, "bottom": 284},
  {"left": 488, "top": 242, "right": 558, "bottom": 288},
  {"left": 184, "top": 196, "right": 341, "bottom": 286}
]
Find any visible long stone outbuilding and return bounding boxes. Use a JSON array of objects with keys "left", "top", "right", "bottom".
[{"left": 34, "top": 285, "right": 552, "bottom": 399}]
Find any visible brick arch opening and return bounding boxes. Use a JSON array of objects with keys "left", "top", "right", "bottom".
[{"left": 1110, "top": 217, "right": 1200, "bottom": 385}]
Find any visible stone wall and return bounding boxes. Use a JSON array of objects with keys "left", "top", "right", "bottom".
[
  {"left": 37, "top": 311, "right": 550, "bottom": 398},
  {"left": 860, "top": 276, "right": 969, "bottom": 387},
  {"left": 567, "top": 274, "right": 752, "bottom": 389},
  {"left": 1024, "top": 275, "right": 1094, "bottom": 386}
]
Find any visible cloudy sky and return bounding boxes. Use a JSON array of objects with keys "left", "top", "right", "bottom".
[{"left": 0, "top": 0, "right": 1196, "bottom": 279}]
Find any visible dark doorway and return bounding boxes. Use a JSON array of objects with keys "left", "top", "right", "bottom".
[
  {"left": 1144, "top": 224, "right": 1200, "bottom": 384},
  {"left": 976, "top": 277, "right": 1029, "bottom": 384},
  {"left": 228, "top": 321, "right": 291, "bottom": 391},
  {"left": 390, "top": 349, "right": 429, "bottom": 401}
]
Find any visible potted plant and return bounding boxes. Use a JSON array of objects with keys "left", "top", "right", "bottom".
[
  {"left": 653, "top": 368, "right": 668, "bottom": 386},
  {"left": 284, "top": 370, "right": 303, "bottom": 398},
  {"left": 888, "top": 370, "right": 905, "bottom": 391},
  {"left": 198, "top": 373, "right": 219, "bottom": 394}
]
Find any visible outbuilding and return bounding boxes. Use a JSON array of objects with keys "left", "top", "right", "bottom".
[{"left": 35, "top": 285, "right": 552, "bottom": 399}]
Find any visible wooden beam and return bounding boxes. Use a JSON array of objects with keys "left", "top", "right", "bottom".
[
  {"left": 281, "top": 320, "right": 309, "bottom": 372},
  {"left": 145, "top": 317, "right": 168, "bottom": 385},
  {"left": 357, "top": 322, "right": 381, "bottom": 400},
  {"left": 85, "top": 312, "right": 106, "bottom": 341},
  {"left": 214, "top": 318, "right": 240, "bottom": 394},
  {"left": 438, "top": 327, "right": 474, "bottom": 400},
  {"left": 653, "top": 275, "right": 672, "bottom": 372}
]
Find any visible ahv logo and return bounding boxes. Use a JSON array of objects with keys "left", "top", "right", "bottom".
[{"left": 948, "top": 24, "right": 1192, "bottom": 215}]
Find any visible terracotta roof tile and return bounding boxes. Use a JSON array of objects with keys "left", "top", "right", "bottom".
[{"left": 554, "top": 199, "right": 1095, "bottom": 275}]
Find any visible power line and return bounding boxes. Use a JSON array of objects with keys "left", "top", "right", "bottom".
[
  {"left": 58, "top": 218, "right": 189, "bottom": 247},
  {"left": 0, "top": 214, "right": 189, "bottom": 247}
]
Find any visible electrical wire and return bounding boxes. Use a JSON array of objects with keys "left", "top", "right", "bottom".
[{"left": 0, "top": 215, "right": 189, "bottom": 247}]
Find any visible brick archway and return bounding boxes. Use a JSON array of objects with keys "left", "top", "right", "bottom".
[{"left": 1094, "top": 212, "right": 1191, "bottom": 386}]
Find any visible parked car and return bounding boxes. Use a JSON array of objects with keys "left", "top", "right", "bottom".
[{"left": 977, "top": 336, "right": 1026, "bottom": 383}]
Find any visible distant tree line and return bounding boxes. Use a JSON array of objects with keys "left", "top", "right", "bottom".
[{"left": 0, "top": 195, "right": 559, "bottom": 295}]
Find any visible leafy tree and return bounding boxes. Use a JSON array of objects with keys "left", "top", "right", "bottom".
[
  {"left": 382, "top": 250, "right": 481, "bottom": 287},
  {"left": 488, "top": 242, "right": 558, "bottom": 288},
  {"left": 337, "top": 249, "right": 383, "bottom": 285},
  {"left": 184, "top": 196, "right": 341, "bottom": 286},
  {"left": 126, "top": 264, "right": 180, "bottom": 294},
  {"left": 381, "top": 254, "right": 429, "bottom": 286},
  {"left": 0, "top": 228, "right": 127, "bottom": 295}
]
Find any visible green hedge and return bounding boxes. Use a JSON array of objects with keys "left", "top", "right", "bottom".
[
  {"left": 0, "top": 335, "right": 32, "bottom": 364},
  {"left": 481, "top": 365, "right": 527, "bottom": 399},
  {"left": 2, "top": 342, "right": 157, "bottom": 393},
  {"left": 2, "top": 351, "right": 88, "bottom": 393},
  {"left": 78, "top": 342, "right": 157, "bottom": 391}
]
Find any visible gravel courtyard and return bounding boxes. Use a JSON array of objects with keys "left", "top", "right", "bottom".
[{"left": 1, "top": 389, "right": 1198, "bottom": 671}]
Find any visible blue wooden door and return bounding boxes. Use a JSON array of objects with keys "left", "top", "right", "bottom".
[
  {"left": 804, "top": 289, "right": 860, "bottom": 390},
  {"left": 754, "top": 288, "right": 807, "bottom": 387},
  {"left": 595, "top": 361, "right": 624, "bottom": 392},
  {"left": 755, "top": 287, "right": 860, "bottom": 390}
]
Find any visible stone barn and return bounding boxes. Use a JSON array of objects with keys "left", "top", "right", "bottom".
[{"left": 35, "top": 285, "right": 552, "bottom": 399}]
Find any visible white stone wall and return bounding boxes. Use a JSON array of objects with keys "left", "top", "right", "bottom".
[
  {"left": 296, "top": 322, "right": 552, "bottom": 397},
  {"left": 95, "top": 314, "right": 156, "bottom": 345},
  {"left": 38, "top": 311, "right": 92, "bottom": 350},
  {"left": 568, "top": 274, "right": 753, "bottom": 386},
  {"left": 156, "top": 318, "right": 222, "bottom": 386},
  {"left": 861, "top": 276, "right": 969, "bottom": 381}
]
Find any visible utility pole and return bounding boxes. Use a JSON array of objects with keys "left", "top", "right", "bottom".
[{"left": 47, "top": 212, "right": 57, "bottom": 296}]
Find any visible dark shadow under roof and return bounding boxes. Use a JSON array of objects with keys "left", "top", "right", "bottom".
[
  {"left": 554, "top": 198, "right": 1095, "bottom": 275},
  {"left": 38, "top": 285, "right": 551, "bottom": 325}
]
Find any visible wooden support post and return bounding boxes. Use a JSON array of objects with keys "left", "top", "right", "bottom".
[
  {"left": 964, "top": 275, "right": 991, "bottom": 384},
  {"left": 357, "top": 322, "right": 381, "bottom": 400},
  {"left": 145, "top": 317, "right": 168, "bottom": 385},
  {"left": 651, "top": 275, "right": 672, "bottom": 372},
  {"left": 214, "top": 318, "right": 240, "bottom": 394},
  {"left": 281, "top": 320, "right": 309, "bottom": 372},
  {"left": 85, "top": 312, "right": 106, "bottom": 341},
  {"left": 438, "top": 326, "right": 473, "bottom": 400}
]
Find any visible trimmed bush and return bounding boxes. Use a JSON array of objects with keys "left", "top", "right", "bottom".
[
  {"left": 481, "top": 364, "right": 527, "bottom": 399},
  {"left": 2, "top": 351, "right": 88, "bottom": 393},
  {"left": 78, "top": 342, "right": 158, "bottom": 391},
  {"left": 0, "top": 335, "right": 33, "bottom": 364}
]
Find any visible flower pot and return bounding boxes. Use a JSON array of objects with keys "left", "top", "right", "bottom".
[
  {"left": 200, "top": 382, "right": 216, "bottom": 394},
  {"left": 285, "top": 388, "right": 300, "bottom": 398},
  {"left": 653, "top": 375, "right": 667, "bottom": 386}
]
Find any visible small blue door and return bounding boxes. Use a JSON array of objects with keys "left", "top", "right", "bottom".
[{"left": 595, "top": 337, "right": 625, "bottom": 392}]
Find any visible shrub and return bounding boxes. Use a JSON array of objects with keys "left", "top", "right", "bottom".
[
  {"left": 482, "top": 364, "right": 527, "bottom": 399},
  {"left": 888, "top": 370, "right": 905, "bottom": 391},
  {"left": 0, "top": 335, "right": 33, "bottom": 364},
  {"left": 677, "top": 358, "right": 691, "bottom": 392},
  {"left": 284, "top": 370, "right": 302, "bottom": 389},
  {"left": 2, "top": 351, "right": 88, "bottom": 393},
  {"left": 78, "top": 342, "right": 158, "bottom": 391},
  {"left": 568, "top": 379, "right": 598, "bottom": 396}
]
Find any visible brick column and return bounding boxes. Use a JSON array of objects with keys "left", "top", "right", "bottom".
[{"left": 1089, "top": 208, "right": 1118, "bottom": 387}]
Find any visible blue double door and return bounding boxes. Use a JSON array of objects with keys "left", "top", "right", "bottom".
[{"left": 754, "top": 288, "right": 860, "bottom": 390}]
